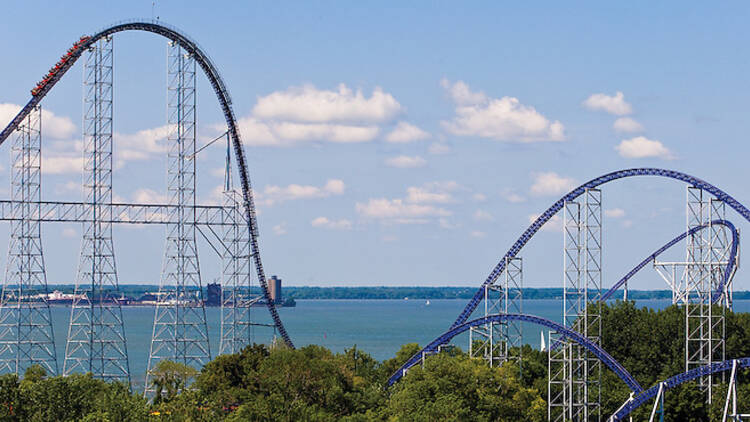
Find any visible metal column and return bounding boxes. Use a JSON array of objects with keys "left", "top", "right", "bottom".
[
  {"left": 468, "top": 257, "right": 523, "bottom": 368},
  {"left": 146, "top": 42, "right": 210, "bottom": 393},
  {"left": 549, "top": 188, "right": 602, "bottom": 422},
  {"left": 0, "top": 105, "right": 58, "bottom": 376},
  {"left": 64, "top": 37, "right": 130, "bottom": 384}
]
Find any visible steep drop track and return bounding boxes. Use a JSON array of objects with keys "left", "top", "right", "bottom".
[{"left": 0, "top": 20, "right": 294, "bottom": 348}]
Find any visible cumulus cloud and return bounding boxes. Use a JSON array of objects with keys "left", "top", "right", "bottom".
[
  {"left": 440, "top": 79, "right": 565, "bottom": 142},
  {"left": 501, "top": 188, "right": 526, "bottom": 203},
  {"left": 605, "top": 208, "right": 626, "bottom": 218},
  {"left": 583, "top": 91, "right": 632, "bottom": 116},
  {"left": 115, "top": 125, "right": 172, "bottom": 162},
  {"left": 0, "top": 103, "right": 76, "bottom": 139},
  {"left": 273, "top": 223, "right": 287, "bottom": 235},
  {"left": 615, "top": 136, "right": 674, "bottom": 159},
  {"left": 472, "top": 193, "right": 487, "bottom": 202},
  {"left": 427, "top": 143, "right": 451, "bottom": 155},
  {"left": 384, "top": 155, "right": 426, "bottom": 168},
  {"left": 132, "top": 188, "right": 169, "bottom": 204},
  {"left": 259, "top": 179, "right": 345, "bottom": 206},
  {"left": 356, "top": 198, "right": 451, "bottom": 224},
  {"left": 385, "top": 122, "right": 430, "bottom": 143},
  {"left": 238, "top": 117, "right": 380, "bottom": 147},
  {"left": 613, "top": 117, "right": 644, "bottom": 133},
  {"left": 528, "top": 213, "right": 563, "bottom": 232},
  {"left": 253, "top": 84, "right": 402, "bottom": 123},
  {"left": 311, "top": 217, "right": 353, "bottom": 230},
  {"left": 405, "top": 181, "right": 459, "bottom": 204},
  {"left": 42, "top": 155, "right": 83, "bottom": 175},
  {"left": 530, "top": 172, "right": 577, "bottom": 196},
  {"left": 473, "top": 209, "right": 494, "bottom": 221}
]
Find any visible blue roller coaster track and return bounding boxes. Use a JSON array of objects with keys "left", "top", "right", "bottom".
[
  {"left": 0, "top": 20, "right": 294, "bottom": 348},
  {"left": 386, "top": 313, "right": 644, "bottom": 394},
  {"left": 601, "top": 219, "right": 739, "bottom": 301},
  {"left": 393, "top": 169, "right": 750, "bottom": 386},
  {"left": 611, "top": 357, "right": 750, "bottom": 420}
]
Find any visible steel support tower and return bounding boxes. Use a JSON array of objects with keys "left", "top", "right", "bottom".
[
  {"left": 146, "top": 42, "right": 210, "bottom": 392},
  {"left": 468, "top": 257, "right": 523, "bottom": 368},
  {"left": 63, "top": 37, "right": 130, "bottom": 384},
  {"left": 685, "top": 187, "right": 728, "bottom": 403},
  {"left": 218, "top": 140, "right": 272, "bottom": 355},
  {"left": 0, "top": 105, "right": 58, "bottom": 376},
  {"left": 549, "top": 188, "right": 602, "bottom": 422}
]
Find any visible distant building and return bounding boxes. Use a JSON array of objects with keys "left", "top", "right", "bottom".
[
  {"left": 206, "top": 282, "right": 221, "bottom": 306},
  {"left": 269, "top": 275, "right": 282, "bottom": 304}
]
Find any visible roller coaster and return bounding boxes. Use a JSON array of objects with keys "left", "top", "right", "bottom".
[{"left": 1, "top": 19, "right": 749, "bottom": 420}]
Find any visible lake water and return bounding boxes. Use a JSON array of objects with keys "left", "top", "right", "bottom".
[{"left": 43, "top": 299, "right": 750, "bottom": 390}]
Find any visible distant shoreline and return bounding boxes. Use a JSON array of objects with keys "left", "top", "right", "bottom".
[{"left": 42, "top": 285, "right": 750, "bottom": 301}]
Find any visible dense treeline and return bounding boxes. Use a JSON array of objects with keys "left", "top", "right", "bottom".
[{"left": 1, "top": 302, "right": 749, "bottom": 421}]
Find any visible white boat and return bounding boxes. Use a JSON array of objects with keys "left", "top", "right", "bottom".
[{"left": 425, "top": 300, "right": 431, "bottom": 306}]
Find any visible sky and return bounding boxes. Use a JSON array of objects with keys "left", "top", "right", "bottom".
[{"left": 0, "top": 2, "right": 749, "bottom": 289}]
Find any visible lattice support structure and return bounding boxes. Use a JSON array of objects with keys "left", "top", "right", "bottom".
[
  {"left": 549, "top": 189, "right": 602, "bottom": 422},
  {"left": 63, "top": 37, "right": 130, "bottom": 384},
  {"left": 685, "top": 187, "right": 728, "bottom": 404},
  {"left": 146, "top": 42, "right": 210, "bottom": 393},
  {"left": 0, "top": 105, "right": 58, "bottom": 376},
  {"left": 469, "top": 257, "right": 522, "bottom": 368}
]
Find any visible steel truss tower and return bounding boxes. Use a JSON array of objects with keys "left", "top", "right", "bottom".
[
  {"left": 685, "top": 187, "right": 728, "bottom": 403},
  {"left": 0, "top": 105, "right": 58, "bottom": 376},
  {"left": 469, "top": 257, "right": 523, "bottom": 368},
  {"left": 64, "top": 37, "right": 130, "bottom": 384},
  {"left": 219, "top": 141, "right": 273, "bottom": 355},
  {"left": 549, "top": 188, "right": 602, "bottom": 422},
  {"left": 146, "top": 42, "right": 210, "bottom": 392}
]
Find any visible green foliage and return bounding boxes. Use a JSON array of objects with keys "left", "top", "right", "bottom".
[{"left": 149, "top": 360, "right": 199, "bottom": 404}]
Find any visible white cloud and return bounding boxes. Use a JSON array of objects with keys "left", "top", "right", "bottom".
[
  {"left": 440, "top": 79, "right": 565, "bottom": 142},
  {"left": 62, "top": 227, "right": 78, "bottom": 238},
  {"left": 428, "top": 143, "right": 451, "bottom": 155},
  {"left": 501, "top": 188, "right": 526, "bottom": 203},
  {"left": 583, "top": 91, "right": 632, "bottom": 116},
  {"left": 356, "top": 198, "right": 451, "bottom": 223},
  {"left": 406, "top": 182, "right": 459, "bottom": 204},
  {"left": 469, "top": 230, "right": 487, "bottom": 238},
  {"left": 42, "top": 155, "right": 83, "bottom": 175},
  {"left": 0, "top": 103, "right": 76, "bottom": 139},
  {"left": 472, "top": 193, "right": 487, "bottom": 202},
  {"left": 238, "top": 117, "right": 380, "bottom": 147},
  {"left": 473, "top": 209, "right": 494, "bottom": 221},
  {"left": 528, "top": 213, "right": 563, "bottom": 232},
  {"left": 385, "top": 122, "right": 430, "bottom": 143},
  {"left": 530, "top": 172, "right": 577, "bottom": 196},
  {"left": 439, "top": 218, "right": 459, "bottom": 229},
  {"left": 615, "top": 136, "right": 674, "bottom": 159},
  {"left": 259, "top": 179, "right": 345, "bottom": 206},
  {"left": 441, "top": 79, "right": 487, "bottom": 106},
  {"left": 605, "top": 208, "right": 626, "bottom": 218},
  {"left": 132, "top": 188, "right": 169, "bottom": 204},
  {"left": 311, "top": 217, "right": 352, "bottom": 230},
  {"left": 613, "top": 117, "right": 644, "bottom": 133},
  {"left": 385, "top": 155, "right": 426, "bottom": 168},
  {"left": 253, "top": 84, "right": 402, "bottom": 123},
  {"left": 116, "top": 124, "right": 171, "bottom": 162},
  {"left": 273, "top": 223, "right": 287, "bottom": 235}
]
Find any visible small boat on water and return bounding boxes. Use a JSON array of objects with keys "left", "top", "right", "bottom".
[{"left": 425, "top": 300, "right": 431, "bottom": 306}]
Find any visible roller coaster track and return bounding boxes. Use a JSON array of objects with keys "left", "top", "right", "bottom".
[
  {"left": 0, "top": 20, "right": 294, "bottom": 348},
  {"left": 386, "top": 313, "right": 644, "bottom": 394},
  {"left": 611, "top": 357, "right": 750, "bottom": 420},
  {"left": 601, "top": 219, "right": 739, "bottom": 301},
  {"left": 393, "top": 168, "right": 750, "bottom": 385}
]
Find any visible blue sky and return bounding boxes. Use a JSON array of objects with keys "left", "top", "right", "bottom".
[{"left": 0, "top": 1, "right": 749, "bottom": 289}]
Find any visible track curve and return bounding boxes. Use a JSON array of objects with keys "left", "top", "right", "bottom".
[
  {"left": 386, "top": 313, "right": 644, "bottom": 394},
  {"left": 611, "top": 357, "right": 750, "bottom": 420},
  {"left": 453, "top": 169, "right": 750, "bottom": 332},
  {"left": 0, "top": 19, "right": 294, "bottom": 348},
  {"left": 601, "top": 219, "right": 739, "bottom": 301}
]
